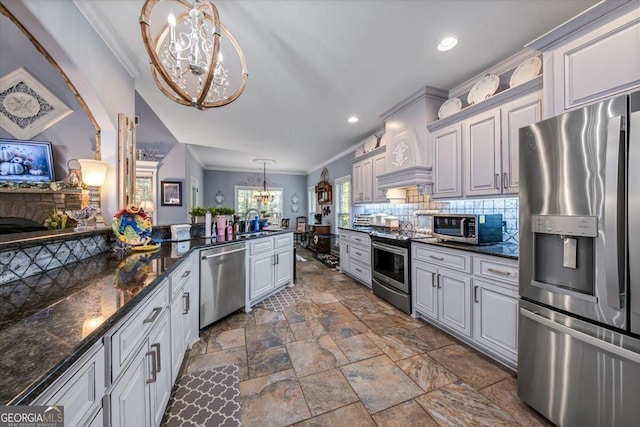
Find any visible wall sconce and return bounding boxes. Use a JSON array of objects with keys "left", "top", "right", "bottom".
[{"left": 78, "top": 159, "right": 108, "bottom": 227}]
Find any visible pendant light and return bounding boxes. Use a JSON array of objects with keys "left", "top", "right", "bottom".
[{"left": 254, "top": 159, "right": 274, "bottom": 205}]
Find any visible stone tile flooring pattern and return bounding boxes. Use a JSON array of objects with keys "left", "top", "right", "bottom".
[{"left": 187, "top": 249, "right": 551, "bottom": 427}]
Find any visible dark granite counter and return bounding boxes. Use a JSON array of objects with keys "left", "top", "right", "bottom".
[
  {"left": 0, "top": 230, "right": 290, "bottom": 405},
  {"left": 411, "top": 238, "right": 518, "bottom": 260},
  {"left": 0, "top": 228, "right": 113, "bottom": 250}
]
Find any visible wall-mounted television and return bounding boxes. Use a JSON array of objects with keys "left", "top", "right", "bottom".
[{"left": 0, "top": 138, "right": 55, "bottom": 182}]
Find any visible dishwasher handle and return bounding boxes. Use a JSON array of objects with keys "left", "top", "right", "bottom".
[{"left": 201, "top": 246, "right": 246, "bottom": 260}]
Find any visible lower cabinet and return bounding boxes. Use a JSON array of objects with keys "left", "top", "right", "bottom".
[
  {"left": 412, "top": 243, "right": 518, "bottom": 369},
  {"left": 170, "top": 272, "right": 198, "bottom": 382},
  {"left": 248, "top": 233, "right": 294, "bottom": 306},
  {"left": 110, "top": 311, "right": 171, "bottom": 427},
  {"left": 339, "top": 230, "right": 372, "bottom": 288}
]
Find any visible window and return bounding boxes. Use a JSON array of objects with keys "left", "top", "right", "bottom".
[
  {"left": 135, "top": 161, "right": 158, "bottom": 223},
  {"left": 235, "top": 186, "right": 284, "bottom": 219},
  {"left": 308, "top": 186, "right": 317, "bottom": 222},
  {"left": 335, "top": 175, "right": 351, "bottom": 228}
]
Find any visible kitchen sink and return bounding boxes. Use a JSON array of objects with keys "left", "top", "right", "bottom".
[{"left": 236, "top": 231, "right": 272, "bottom": 238}]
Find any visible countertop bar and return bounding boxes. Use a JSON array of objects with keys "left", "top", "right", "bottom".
[{"left": 0, "top": 230, "right": 290, "bottom": 405}]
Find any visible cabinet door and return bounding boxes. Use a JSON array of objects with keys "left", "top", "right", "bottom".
[
  {"left": 339, "top": 243, "right": 350, "bottom": 274},
  {"left": 464, "top": 110, "right": 501, "bottom": 196},
  {"left": 500, "top": 92, "right": 541, "bottom": 194},
  {"left": 250, "top": 251, "right": 275, "bottom": 299},
  {"left": 432, "top": 123, "right": 462, "bottom": 198},
  {"left": 372, "top": 153, "right": 387, "bottom": 202},
  {"left": 274, "top": 248, "right": 293, "bottom": 287},
  {"left": 412, "top": 261, "right": 438, "bottom": 320},
  {"left": 352, "top": 162, "right": 363, "bottom": 203},
  {"left": 438, "top": 269, "right": 472, "bottom": 337},
  {"left": 183, "top": 279, "right": 198, "bottom": 349},
  {"left": 110, "top": 344, "right": 151, "bottom": 427},
  {"left": 361, "top": 158, "right": 373, "bottom": 202},
  {"left": 170, "top": 292, "right": 186, "bottom": 382},
  {"left": 149, "top": 313, "right": 172, "bottom": 427},
  {"left": 473, "top": 279, "right": 518, "bottom": 362}
]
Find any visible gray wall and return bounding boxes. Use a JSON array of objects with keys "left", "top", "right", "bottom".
[
  {"left": 306, "top": 151, "right": 354, "bottom": 233},
  {"left": 157, "top": 144, "right": 188, "bottom": 225},
  {"left": 204, "top": 169, "right": 307, "bottom": 223},
  {"left": 135, "top": 93, "right": 179, "bottom": 157},
  {"left": 0, "top": 12, "right": 96, "bottom": 181}
]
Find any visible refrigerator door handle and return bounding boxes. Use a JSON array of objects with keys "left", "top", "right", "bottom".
[
  {"left": 604, "top": 115, "right": 624, "bottom": 310},
  {"left": 520, "top": 308, "right": 640, "bottom": 364},
  {"left": 629, "top": 106, "right": 640, "bottom": 321}
]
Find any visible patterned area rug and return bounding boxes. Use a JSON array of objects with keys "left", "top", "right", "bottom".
[
  {"left": 315, "top": 253, "right": 340, "bottom": 269},
  {"left": 161, "top": 365, "right": 241, "bottom": 427},
  {"left": 255, "top": 287, "right": 305, "bottom": 312}
]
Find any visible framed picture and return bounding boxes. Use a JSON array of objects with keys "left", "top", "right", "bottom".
[
  {"left": 0, "top": 138, "right": 55, "bottom": 182},
  {"left": 0, "top": 67, "right": 72, "bottom": 140},
  {"left": 161, "top": 180, "right": 182, "bottom": 206}
]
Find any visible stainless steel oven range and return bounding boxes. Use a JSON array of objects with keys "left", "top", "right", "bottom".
[{"left": 370, "top": 232, "right": 411, "bottom": 314}]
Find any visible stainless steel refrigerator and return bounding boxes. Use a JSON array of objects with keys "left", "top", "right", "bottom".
[{"left": 518, "top": 90, "right": 640, "bottom": 427}]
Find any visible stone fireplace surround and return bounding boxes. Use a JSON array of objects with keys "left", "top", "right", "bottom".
[{"left": 0, "top": 189, "right": 84, "bottom": 225}]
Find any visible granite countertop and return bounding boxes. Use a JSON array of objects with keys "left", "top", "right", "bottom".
[
  {"left": 411, "top": 238, "right": 519, "bottom": 260},
  {"left": 0, "top": 230, "right": 291, "bottom": 405}
]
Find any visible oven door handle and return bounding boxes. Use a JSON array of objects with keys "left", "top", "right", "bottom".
[{"left": 371, "top": 241, "right": 408, "bottom": 256}]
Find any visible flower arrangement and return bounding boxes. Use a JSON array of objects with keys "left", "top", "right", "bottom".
[{"left": 43, "top": 208, "right": 68, "bottom": 230}]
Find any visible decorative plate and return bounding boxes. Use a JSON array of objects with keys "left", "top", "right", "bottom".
[
  {"left": 291, "top": 204, "right": 299, "bottom": 213},
  {"left": 112, "top": 206, "right": 153, "bottom": 247},
  {"left": 510, "top": 57, "right": 542, "bottom": 88},
  {"left": 291, "top": 193, "right": 299, "bottom": 204},
  {"left": 467, "top": 74, "right": 500, "bottom": 105},
  {"left": 438, "top": 98, "right": 462, "bottom": 119},
  {"left": 363, "top": 135, "right": 378, "bottom": 153},
  {"left": 214, "top": 191, "right": 225, "bottom": 205}
]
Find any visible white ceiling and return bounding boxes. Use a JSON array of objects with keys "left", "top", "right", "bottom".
[{"left": 78, "top": 0, "right": 598, "bottom": 174}]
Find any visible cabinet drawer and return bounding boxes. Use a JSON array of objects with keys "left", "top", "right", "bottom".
[
  {"left": 412, "top": 244, "right": 471, "bottom": 273},
  {"left": 339, "top": 230, "right": 350, "bottom": 241},
  {"left": 171, "top": 256, "right": 193, "bottom": 301},
  {"left": 251, "top": 237, "right": 274, "bottom": 254},
  {"left": 274, "top": 233, "right": 293, "bottom": 249},
  {"left": 350, "top": 231, "right": 370, "bottom": 246},
  {"left": 350, "top": 245, "right": 370, "bottom": 266},
  {"left": 111, "top": 280, "right": 169, "bottom": 380},
  {"left": 474, "top": 256, "right": 518, "bottom": 286},
  {"left": 349, "top": 259, "right": 371, "bottom": 284}
]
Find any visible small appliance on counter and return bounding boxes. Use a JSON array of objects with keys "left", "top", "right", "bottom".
[
  {"left": 432, "top": 213, "right": 502, "bottom": 245},
  {"left": 384, "top": 216, "right": 399, "bottom": 228},
  {"left": 170, "top": 224, "right": 192, "bottom": 241},
  {"left": 372, "top": 213, "right": 388, "bottom": 226}
]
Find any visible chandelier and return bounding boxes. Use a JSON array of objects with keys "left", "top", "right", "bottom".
[
  {"left": 254, "top": 160, "right": 274, "bottom": 205},
  {"left": 139, "top": 0, "right": 248, "bottom": 110}
]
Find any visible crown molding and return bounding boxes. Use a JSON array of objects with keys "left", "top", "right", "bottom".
[
  {"left": 380, "top": 86, "right": 447, "bottom": 121},
  {"left": 206, "top": 165, "right": 307, "bottom": 175},
  {"left": 72, "top": 0, "right": 140, "bottom": 79}
]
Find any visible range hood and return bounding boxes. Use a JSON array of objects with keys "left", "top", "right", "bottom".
[{"left": 377, "top": 86, "right": 445, "bottom": 196}]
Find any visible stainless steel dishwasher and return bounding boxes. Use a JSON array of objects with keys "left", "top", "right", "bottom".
[{"left": 200, "top": 242, "right": 246, "bottom": 329}]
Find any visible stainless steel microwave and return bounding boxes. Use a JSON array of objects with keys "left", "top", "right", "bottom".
[{"left": 432, "top": 213, "right": 503, "bottom": 245}]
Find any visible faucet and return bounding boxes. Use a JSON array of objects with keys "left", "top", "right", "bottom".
[{"left": 244, "top": 209, "right": 260, "bottom": 232}]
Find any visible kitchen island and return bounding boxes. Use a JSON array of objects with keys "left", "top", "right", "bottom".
[{"left": 0, "top": 229, "right": 292, "bottom": 407}]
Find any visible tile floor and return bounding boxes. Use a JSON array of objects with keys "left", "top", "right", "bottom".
[{"left": 186, "top": 249, "right": 551, "bottom": 427}]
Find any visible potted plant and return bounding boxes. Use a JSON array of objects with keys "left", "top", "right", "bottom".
[{"left": 188, "top": 207, "right": 208, "bottom": 224}]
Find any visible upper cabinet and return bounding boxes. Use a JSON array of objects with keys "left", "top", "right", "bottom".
[
  {"left": 526, "top": 1, "right": 640, "bottom": 117},
  {"left": 432, "top": 123, "right": 463, "bottom": 198},
  {"left": 352, "top": 150, "right": 377, "bottom": 204}
]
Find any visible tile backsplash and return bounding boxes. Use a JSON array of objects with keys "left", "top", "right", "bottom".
[{"left": 353, "top": 189, "right": 519, "bottom": 245}]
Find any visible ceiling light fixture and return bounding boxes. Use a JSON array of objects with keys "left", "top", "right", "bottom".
[
  {"left": 348, "top": 116, "right": 359, "bottom": 123},
  {"left": 437, "top": 36, "right": 458, "bottom": 52},
  {"left": 253, "top": 159, "right": 275, "bottom": 205},
  {"left": 140, "top": 0, "right": 248, "bottom": 110}
]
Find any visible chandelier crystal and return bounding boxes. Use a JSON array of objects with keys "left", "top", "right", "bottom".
[
  {"left": 140, "top": 0, "right": 248, "bottom": 110},
  {"left": 254, "top": 161, "right": 274, "bottom": 205}
]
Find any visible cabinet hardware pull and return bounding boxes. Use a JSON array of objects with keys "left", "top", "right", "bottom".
[
  {"left": 151, "top": 343, "right": 161, "bottom": 373},
  {"left": 182, "top": 270, "right": 191, "bottom": 278},
  {"left": 487, "top": 268, "right": 511, "bottom": 276},
  {"left": 355, "top": 268, "right": 362, "bottom": 273},
  {"left": 429, "top": 255, "right": 445, "bottom": 261},
  {"left": 183, "top": 292, "right": 190, "bottom": 314},
  {"left": 503, "top": 172, "right": 509, "bottom": 189},
  {"left": 146, "top": 350, "right": 157, "bottom": 383},
  {"left": 495, "top": 173, "right": 500, "bottom": 189},
  {"left": 276, "top": 254, "right": 279, "bottom": 264},
  {"left": 437, "top": 274, "right": 441, "bottom": 288},
  {"left": 474, "top": 285, "right": 479, "bottom": 303},
  {"left": 346, "top": 246, "right": 349, "bottom": 254},
  {"left": 431, "top": 272, "right": 436, "bottom": 288},
  {"left": 143, "top": 307, "right": 163, "bottom": 324}
]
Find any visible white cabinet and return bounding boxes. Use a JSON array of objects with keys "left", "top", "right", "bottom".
[
  {"left": 547, "top": 5, "right": 640, "bottom": 115},
  {"left": 339, "top": 229, "right": 350, "bottom": 273},
  {"left": 339, "top": 230, "right": 371, "bottom": 288},
  {"left": 372, "top": 153, "right": 387, "bottom": 202},
  {"left": 248, "top": 233, "right": 294, "bottom": 305},
  {"left": 463, "top": 92, "right": 541, "bottom": 197},
  {"left": 432, "top": 123, "right": 463, "bottom": 199},
  {"left": 170, "top": 253, "right": 198, "bottom": 383},
  {"left": 33, "top": 342, "right": 105, "bottom": 427},
  {"left": 352, "top": 157, "right": 373, "bottom": 203}
]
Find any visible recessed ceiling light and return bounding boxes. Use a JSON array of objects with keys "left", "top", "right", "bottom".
[
  {"left": 348, "top": 116, "right": 359, "bottom": 123},
  {"left": 437, "top": 36, "right": 458, "bottom": 52}
]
